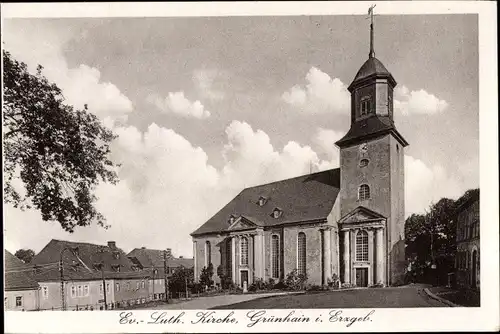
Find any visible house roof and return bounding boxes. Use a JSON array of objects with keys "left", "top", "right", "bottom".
[
  {"left": 348, "top": 57, "right": 397, "bottom": 91},
  {"left": 127, "top": 248, "right": 194, "bottom": 269},
  {"left": 335, "top": 115, "right": 409, "bottom": 148},
  {"left": 4, "top": 250, "right": 39, "bottom": 291},
  {"left": 191, "top": 168, "right": 341, "bottom": 236},
  {"left": 31, "top": 239, "right": 141, "bottom": 282}
]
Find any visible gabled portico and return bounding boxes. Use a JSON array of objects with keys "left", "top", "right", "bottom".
[{"left": 338, "top": 206, "right": 386, "bottom": 287}]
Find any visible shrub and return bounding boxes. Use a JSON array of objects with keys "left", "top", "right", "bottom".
[
  {"left": 306, "top": 284, "right": 325, "bottom": 291},
  {"left": 283, "top": 269, "right": 308, "bottom": 291},
  {"left": 199, "top": 263, "right": 214, "bottom": 288},
  {"left": 341, "top": 283, "right": 355, "bottom": 289},
  {"left": 273, "top": 280, "right": 287, "bottom": 290},
  {"left": 328, "top": 273, "right": 341, "bottom": 290}
]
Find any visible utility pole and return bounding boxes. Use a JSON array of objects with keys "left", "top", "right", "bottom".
[
  {"left": 163, "top": 250, "right": 169, "bottom": 303},
  {"left": 185, "top": 274, "right": 188, "bottom": 299},
  {"left": 59, "top": 259, "right": 65, "bottom": 311},
  {"left": 100, "top": 263, "right": 108, "bottom": 310}
]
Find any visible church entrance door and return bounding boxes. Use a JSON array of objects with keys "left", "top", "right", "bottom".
[
  {"left": 355, "top": 268, "right": 368, "bottom": 287},
  {"left": 240, "top": 270, "right": 249, "bottom": 288}
]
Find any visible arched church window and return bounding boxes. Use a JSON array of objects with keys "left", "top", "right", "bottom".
[
  {"left": 360, "top": 96, "right": 372, "bottom": 116},
  {"left": 358, "top": 184, "right": 371, "bottom": 200},
  {"left": 297, "top": 232, "right": 306, "bottom": 275},
  {"left": 271, "top": 235, "right": 280, "bottom": 279},
  {"left": 240, "top": 237, "right": 248, "bottom": 266},
  {"left": 356, "top": 230, "right": 369, "bottom": 261},
  {"left": 359, "top": 159, "right": 369, "bottom": 168},
  {"left": 226, "top": 239, "right": 232, "bottom": 278},
  {"left": 205, "top": 241, "right": 211, "bottom": 267}
]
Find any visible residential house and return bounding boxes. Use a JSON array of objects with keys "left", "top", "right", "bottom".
[
  {"left": 4, "top": 250, "right": 40, "bottom": 311},
  {"left": 455, "top": 190, "right": 480, "bottom": 290},
  {"left": 127, "top": 247, "right": 194, "bottom": 300}
]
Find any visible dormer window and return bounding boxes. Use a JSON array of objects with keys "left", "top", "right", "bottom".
[
  {"left": 113, "top": 251, "right": 120, "bottom": 259},
  {"left": 360, "top": 96, "right": 372, "bottom": 116},
  {"left": 111, "top": 264, "right": 120, "bottom": 272},
  {"left": 257, "top": 196, "right": 268, "bottom": 207},
  {"left": 272, "top": 208, "right": 283, "bottom": 219},
  {"left": 228, "top": 215, "right": 237, "bottom": 224}
]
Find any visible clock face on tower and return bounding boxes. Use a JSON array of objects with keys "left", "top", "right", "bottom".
[{"left": 360, "top": 143, "right": 368, "bottom": 153}]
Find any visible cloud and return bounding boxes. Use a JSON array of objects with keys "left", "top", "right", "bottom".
[
  {"left": 404, "top": 155, "right": 463, "bottom": 216},
  {"left": 394, "top": 85, "right": 448, "bottom": 115},
  {"left": 3, "top": 20, "right": 133, "bottom": 124},
  {"left": 282, "top": 67, "right": 350, "bottom": 114},
  {"left": 193, "top": 69, "right": 225, "bottom": 101},
  {"left": 147, "top": 92, "right": 211, "bottom": 119}
]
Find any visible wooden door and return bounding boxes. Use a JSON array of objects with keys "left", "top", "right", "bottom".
[{"left": 356, "top": 268, "right": 368, "bottom": 287}]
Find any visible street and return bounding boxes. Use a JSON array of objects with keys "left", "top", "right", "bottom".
[{"left": 213, "top": 285, "right": 449, "bottom": 309}]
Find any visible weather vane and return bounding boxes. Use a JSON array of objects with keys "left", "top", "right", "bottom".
[{"left": 367, "top": 4, "right": 377, "bottom": 58}]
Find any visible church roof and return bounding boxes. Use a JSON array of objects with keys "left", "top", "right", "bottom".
[
  {"left": 348, "top": 57, "right": 396, "bottom": 91},
  {"left": 335, "top": 115, "right": 409, "bottom": 148},
  {"left": 191, "top": 168, "right": 341, "bottom": 236}
]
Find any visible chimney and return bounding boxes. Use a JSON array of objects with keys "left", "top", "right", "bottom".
[
  {"left": 107, "top": 241, "right": 116, "bottom": 249},
  {"left": 141, "top": 247, "right": 146, "bottom": 249},
  {"left": 179, "top": 256, "right": 183, "bottom": 259}
]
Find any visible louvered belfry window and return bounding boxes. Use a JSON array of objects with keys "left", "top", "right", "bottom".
[
  {"left": 297, "top": 232, "right": 306, "bottom": 275},
  {"left": 356, "top": 230, "right": 369, "bottom": 261}
]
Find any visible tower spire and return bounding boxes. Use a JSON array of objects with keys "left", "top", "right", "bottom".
[{"left": 368, "top": 4, "right": 376, "bottom": 58}]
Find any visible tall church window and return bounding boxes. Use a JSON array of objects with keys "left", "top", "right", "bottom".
[
  {"left": 240, "top": 237, "right": 249, "bottom": 266},
  {"left": 226, "top": 239, "right": 232, "bottom": 278},
  {"left": 205, "top": 241, "right": 211, "bottom": 267},
  {"left": 271, "top": 235, "right": 280, "bottom": 279},
  {"left": 356, "top": 230, "right": 369, "bottom": 261},
  {"left": 360, "top": 96, "right": 372, "bottom": 116},
  {"left": 358, "top": 184, "right": 371, "bottom": 200},
  {"left": 297, "top": 232, "right": 306, "bottom": 275}
]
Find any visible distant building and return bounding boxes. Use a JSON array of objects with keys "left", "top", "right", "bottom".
[
  {"left": 455, "top": 190, "right": 480, "bottom": 290},
  {"left": 4, "top": 250, "right": 40, "bottom": 311},
  {"left": 191, "top": 19, "right": 407, "bottom": 288}
]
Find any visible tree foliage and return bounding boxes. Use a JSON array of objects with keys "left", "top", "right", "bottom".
[
  {"left": 199, "top": 263, "right": 214, "bottom": 288},
  {"left": 405, "top": 189, "right": 479, "bottom": 284},
  {"left": 168, "top": 267, "right": 194, "bottom": 296},
  {"left": 3, "top": 50, "right": 119, "bottom": 232},
  {"left": 15, "top": 248, "right": 35, "bottom": 264}
]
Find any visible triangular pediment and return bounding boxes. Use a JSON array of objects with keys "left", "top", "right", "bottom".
[
  {"left": 338, "top": 206, "right": 385, "bottom": 224},
  {"left": 228, "top": 216, "right": 257, "bottom": 231}
]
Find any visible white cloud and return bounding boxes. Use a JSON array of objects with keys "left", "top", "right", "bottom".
[
  {"left": 3, "top": 21, "right": 133, "bottom": 124},
  {"left": 395, "top": 85, "right": 448, "bottom": 115},
  {"left": 404, "top": 155, "right": 463, "bottom": 216},
  {"left": 148, "top": 92, "right": 211, "bottom": 119},
  {"left": 193, "top": 69, "right": 225, "bottom": 101},
  {"left": 282, "top": 67, "right": 350, "bottom": 114}
]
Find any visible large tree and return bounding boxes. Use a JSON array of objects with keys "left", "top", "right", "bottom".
[
  {"left": 3, "top": 50, "right": 119, "bottom": 232},
  {"left": 15, "top": 248, "right": 35, "bottom": 264}
]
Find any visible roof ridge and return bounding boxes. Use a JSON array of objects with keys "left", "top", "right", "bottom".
[
  {"left": 50, "top": 238, "right": 109, "bottom": 248},
  {"left": 241, "top": 168, "right": 340, "bottom": 191}
]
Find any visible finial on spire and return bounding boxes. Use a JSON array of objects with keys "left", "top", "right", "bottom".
[{"left": 368, "top": 4, "right": 376, "bottom": 58}]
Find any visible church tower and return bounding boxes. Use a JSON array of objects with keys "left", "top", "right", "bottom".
[{"left": 335, "top": 8, "right": 409, "bottom": 286}]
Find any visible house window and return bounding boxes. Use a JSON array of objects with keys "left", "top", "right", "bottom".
[
  {"left": 42, "top": 286, "right": 49, "bottom": 299},
  {"left": 15, "top": 296, "right": 22, "bottom": 307},
  {"left": 106, "top": 283, "right": 110, "bottom": 294},
  {"left": 359, "top": 159, "right": 369, "bottom": 168},
  {"left": 226, "top": 239, "right": 232, "bottom": 278},
  {"left": 271, "top": 235, "right": 280, "bottom": 279},
  {"left": 360, "top": 96, "right": 372, "bottom": 116},
  {"left": 4, "top": 297, "right": 7, "bottom": 308},
  {"left": 297, "top": 232, "right": 306, "bottom": 276},
  {"left": 358, "top": 184, "right": 371, "bottom": 200},
  {"left": 115, "top": 282, "right": 120, "bottom": 292},
  {"left": 100, "top": 283, "right": 103, "bottom": 295},
  {"left": 240, "top": 237, "right": 248, "bottom": 266},
  {"left": 141, "top": 281, "right": 145, "bottom": 289},
  {"left": 77, "top": 285, "right": 83, "bottom": 297},
  {"left": 136, "top": 282, "right": 140, "bottom": 290},
  {"left": 71, "top": 286, "right": 77, "bottom": 298},
  {"left": 356, "top": 230, "right": 369, "bottom": 261},
  {"left": 205, "top": 241, "right": 211, "bottom": 267},
  {"left": 83, "top": 285, "right": 89, "bottom": 296}
]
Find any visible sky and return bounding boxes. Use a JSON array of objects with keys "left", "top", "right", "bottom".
[{"left": 2, "top": 14, "right": 479, "bottom": 258}]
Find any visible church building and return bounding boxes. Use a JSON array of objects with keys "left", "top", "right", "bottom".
[{"left": 191, "top": 15, "right": 409, "bottom": 288}]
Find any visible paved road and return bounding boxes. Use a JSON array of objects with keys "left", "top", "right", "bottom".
[
  {"left": 147, "top": 292, "right": 299, "bottom": 310},
  {"left": 214, "top": 285, "right": 448, "bottom": 309}
]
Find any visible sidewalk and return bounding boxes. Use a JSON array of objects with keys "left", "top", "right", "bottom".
[
  {"left": 427, "top": 286, "right": 480, "bottom": 307},
  {"left": 146, "top": 291, "right": 302, "bottom": 310}
]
